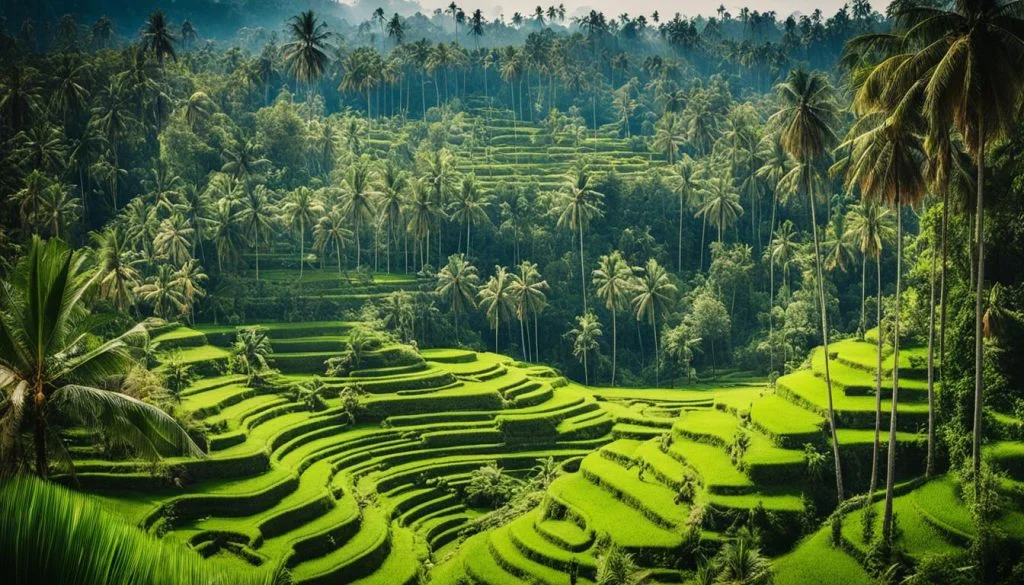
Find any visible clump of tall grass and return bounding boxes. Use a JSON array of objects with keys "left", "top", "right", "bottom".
[{"left": 0, "top": 474, "right": 282, "bottom": 585}]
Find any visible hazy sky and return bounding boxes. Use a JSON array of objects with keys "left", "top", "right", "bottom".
[{"left": 415, "top": 0, "right": 891, "bottom": 21}]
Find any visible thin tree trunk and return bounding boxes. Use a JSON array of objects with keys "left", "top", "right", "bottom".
[
  {"left": 971, "top": 125, "right": 985, "bottom": 496},
  {"left": 882, "top": 203, "right": 903, "bottom": 544},
  {"left": 653, "top": 312, "right": 660, "bottom": 386},
  {"left": 520, "top": 313, "right": 527, "bottom": 360},
  {"left": 534, "top": 312, "right": 539, "bottom": 363},
  {"left": 868, "top": 253, "right": 883, "bottom": 505},
  {"left": 926, "top": 211, "right": 938, "bottom": 477},
  {"left": 299, "top": 219, "right": 305, "bottom": 279},
  {"left": 809, "top": 172, "right": 844, "bottom": 503},
  {"left": 34, "top": 395, "right": 47, "bottom": 478},
  {"left": 611, "top": 310, "right": 617, "bottom": 386},
  {"left": 939, "top": 189, "right": 948, "bottom": 381},
  {"left": 678, "top": 191, "right": 684, "bottom": 272},
  {"left": 860, "top": 254, "right": 867, "bottom": 336},
  {"left": 579, "top": 221, "right": 587, "bottom": 314}
]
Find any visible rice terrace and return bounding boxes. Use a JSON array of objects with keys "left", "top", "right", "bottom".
[{"left": 1, "top": 0, "right": 1024, "bottom": 584}]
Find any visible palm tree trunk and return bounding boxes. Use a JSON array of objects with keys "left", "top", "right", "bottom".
[
  {"left": 355, "top": 222, "right": 361, "bottom": 268},
  {"left": 678, "top": 192, "right": 684, "bottom": 272},
  {"left": 699, "top": 214, "right": 707, "bottom": 272},
  {"left": 939, "top": 190, "right": 948, "bottom": 380},
  {"left": 809, "top": 173, "right": 844, "bottom": 503},
  {"left": 653, "top": 312, "right": 660, "bottom": 386},
  {"left": 299, "top": 220, "right": 305, "bottom": 279},
  {"left": 255, "top": 242, "right": 260, "bottom": 281},
  {"left": 926, "top": 213, "right": 938, "bottom": 478},
  {"left": 519, "top": 313, "right": 527, "bottom": 360},
  {"left": 868, "top": 253, "right": 883, "bottom": 505},
  {"left": 579, "top": 221, "right": 587, "bottom": 314},
  {"left": 971, "top": 126, "right": 986, "bottom": 495},
  {"left": 582, "top": 347, "right": 589, "bottom": 385},
  {"left": 882, "top": 203, "right": 903, "bottom": 544},
  {"left": 611, "top": 310, "right": 617, "bottom": 386},
  {"left": 33, "top": 390, "right": 48, "bottom": 478}
]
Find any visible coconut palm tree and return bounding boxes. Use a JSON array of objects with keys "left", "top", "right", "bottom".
[
  {"left": 509, "top": 260, "right": 549, "bottom": 362},
  {"left": 769, "top": 67, "right": 844, "bottom": 503},
  {"left": 449, "top": 174, "right": 491, "bottom": 258},
  {"left": 666, "top": 155, "right": 701, "bottom": 272},
  {"left": 652, "top": 112, "right": 687, "bottom": 164},
  {"left": 843, "top": 200, "right": 893, "bottom": 505},
  {"left": 0, "top": 239, "right": 200, "bottom": 477},
  {"left": 172, "top": 259, "right": 207, "bottom": 324},
  {"left": 91, "top": 226, "right": 141, "bottom": 313},
  {"left": 281, "top": 187, "right": 324, "bottom": 279},
  {"left": 756, "top": 134, "right": 795, "bottom": 250},
  {"left": 567, "top": 312, "right": 602, "bottom": 385},
  {"left": 238, "top": 185, "right": 277, "bottom": 281},
  {"left": 632, "top": 258, "right": 677, "bottom": 385},
  {"left": 282, "top": 11, "right": 331, "bottom": 97},
  {"left": 141, "top": 11, "right": 176, "bottom": 65},
  {"left": 232, "top": 327, "right": 273, "bottom": 383},
  {"left": 221, "top": 140, "right": 270, "bottom": 187},
  {"left": 340, "top": 162, "right": 380, "bottom": 268},
  {"left": 838, "top": 101, "right": 926, "bottom": 544},
  {"left": 435, "top": 253, "right": 480, "bottom": 343},
  {"left": 135, "top": 265, "right": 185, "bottom": 320},
  {"left": 593, "top": 251, "right": 633, "bottom": 386},
  {"left": 556, "top": 164, "right": 605, "bottom": 314},
  {"left": 377, "top": 161, "right": 408, "bottom": 273},
  {"left": 207, "top": 198, "right": 245, "bottom": 273},
  {"left": 153, "top": 213, "right": 194, "bottom": 267},
  {"left": 854, "top": 0, "right": 1024, "bottom": 491},
  {"left": 478, "top": 266, "right": 514, "bottom": 352},
  {"left": 596, "top": 544, "right": 651, "bottom": 585},
  {"left": 406, "top": 179, "right": 441, "bottom": 271},
  {"left": 313, "top": 209, "right": 353, "bottom": 274},
  {"left": 37, "top": 182, "right": 81, "bottom": 240},
  {"left": 696, "top": 174, "right": 743, "bottom": 245}
]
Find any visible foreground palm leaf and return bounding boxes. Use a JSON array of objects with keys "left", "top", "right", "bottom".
[{"left": 0, "top": 237, "right": 202, "bottom": 477}]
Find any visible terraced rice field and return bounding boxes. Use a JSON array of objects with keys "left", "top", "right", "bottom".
[{"left": 70, "top": 308, "right": 1024, "bottom": 583}]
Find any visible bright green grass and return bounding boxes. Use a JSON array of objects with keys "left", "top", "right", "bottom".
[
  {"left": 673, "top": 408, "right": 739, "bottom": 445},
  {"left": 774, "top": 525, "right": 873, "bottom": 585},
  {"left": 152, "top": 326, "right": 205, "bottom": 343},
  {"left": 170, "top": 344, "right": 230, "bottom": 363},
  {"left": 548, "top": 473, "right": 682, "bottom": 549},
  {"left": 842, "top": 491, "right": 960, "bottom": 559},
  {"left": 668, "top": 438, "right": 753, "bottom": 490},
  {"left": 749, "top": 394, "right": 824, "bottom": 437},
  {"left": 779, "top": 369, "right": 928, "bottom": 420}
]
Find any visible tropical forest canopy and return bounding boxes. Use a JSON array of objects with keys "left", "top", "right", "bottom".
[{"left": 1, "top": 1, "right": 1024, "bottom": 584}]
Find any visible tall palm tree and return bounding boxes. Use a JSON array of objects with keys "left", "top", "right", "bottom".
[
  {"left": 666, "top": 155, "right": 700, "bottom": 271},
  {"left": 238, "top": 185, "right": 277, "bottom": 281},
  {"left": 313, "top": 209, "right": 353, "bottom": 274},
  {"left": 153, "top": 214, "right": 194, "bottom": 267},
  {"left": 652, "top": 112, "right": 687, "bottom": 164},
  {"left": 854, "top": 0, "right": 1024, "bottom": 490},
  {"left": 509, "top": 261, "right": 549, "bottom": 362},
  {"left": 141, "top": 11, "right": 177, "bottom": 65},
  {"left": 377, "top": 161, "right": 408, "bottom": 273},
  {"left": 556, "top": 164, "right": 605, "bottom": 314},
  {"left": 567, "top": 312, "right": 602, "bottom": 385},
  {"left": 406, "top": 180, "right": 441, "bottom": 270},
  {"left": 281, "top": 187, "right": 323, "bottom": 279},
  {"left": 593, "top": 251, "right": 633, "bottom": 386},
  {"left": 172, "top": 259, "right": 207, "bottom": 324},
  {"left": 221, "top": 140, "right": 270, "bottom": 187},
  {"left": 766, "top": 219, "right": 799, "bottom": 373},
  {"left": 435, "top": 253, "right": 480, "bottom": 343},
  {"left": 843, "top": 200, "right": 894, "bottom": 506},
  {"left": 696, "top": 175, "right": 744, "bottom": 245},
  {"left": 340, "top": 162, "right": 379, "bottom": 268},
  {"left": 135, "top": 265, "right": 185, "bottom": 320},
  {"left": 208, "top": 198, "right": 246, "bottom": 274},
  {"left": 92, "top": 226, "right": 141, "bottom": 313},
  {"left": 282, "top": 11, "right": 331, "bottom": 97},
  {"left": 0, "top": 238, "right": 200, "bottom": 478},
  {"left": 632, "top": 258, "right": 677, "bottom": 385},
  {"left": 756, "top": 134, "right": 795, "bottom": 250},
  {"left": 769, "top": 68, "right": 844, "bottom": 503},
  {"left": 478, "top": 266, "right": 514, "bottom": 352},
  {"left": 838, "top": 102, "right": 927, "bottom": 544},
  {"left": 449, "top": 174, "right": 491, "bottom": 258}
]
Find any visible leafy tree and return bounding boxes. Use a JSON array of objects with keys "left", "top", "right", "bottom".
[
  {"left": 232, "top": 327, "right": 273, "bottom": 384},
  {"left": 435, "top": 253, "right": 480, "bottom": 343},
  {"left": 283, "top": 11, "right": 331, "bottom": 96},
  {"left": 281, "top": 187, "right": 324, "bottom": 279},
  {"left": 595, "top": 544, "right": 651, "bottom": 585},
  {"left": 509, "top": 260, "right": 549, "bottom": 362},
  {"left": 466, "top": 462, "right": 516, "bottom": 507},
  {"left": 141, "top": 11, "right": 177, "bottom": 65},
  {"left": 313, "top": 209, "right": 353, "bottom": 274},
  {"left": 556, "top": 164, "right": 605, "bottom": 314},
  {"left": 631, "top": 259, "right": 677, "bottom": 385},
  {"left": 593, "top": 250, "right": 633, "bottom": 386},
  {"left": 478, "top": 266, "right": 514, "bottom": 353},
  {"left": 0, "top": 238, "right": 199, "bottom": 478},
  {"left": 665, "top": 155, "right": 701, "bottom": 271},
  {"left": 567, "top": 312, "right": 602, "bottom": 384},
  {"left": 770, "top": 67, "right": 845, "bottom": 502},
  {"left": 449, "top": 174, "right": 492, "bottom": 258},
  {"left": 238, "top": 185, "right": 277, "bottom": 281},
  {"left": 135, "top": 265, "right": 185, "bottom": 320}
]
